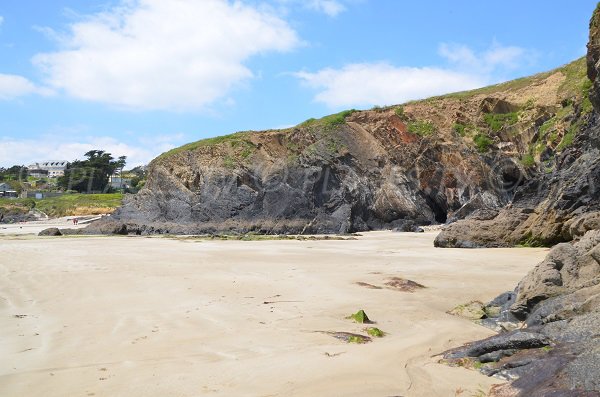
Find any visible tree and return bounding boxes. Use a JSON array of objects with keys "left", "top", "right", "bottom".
[
  {"left": 115, "top": 155, "right": 127, "bottom": 190},
  {"left": 0, "top": 165, "right": 28, "bottom": 182},
  {"left": 58, "top": 150, "right": 126, "bottom": 193},
  {"left": 125, "top": 165, "right": 147, "bottom": 193}
]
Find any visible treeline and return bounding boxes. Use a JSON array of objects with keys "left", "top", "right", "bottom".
[
  {"left": 58, "top": 150, "right": 126, "bottom": 193},
  {"left": 1, "top": 150, "right": 147, "bottom": 194}
]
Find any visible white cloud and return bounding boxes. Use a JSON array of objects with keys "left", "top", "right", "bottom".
[
  {"left": 0, "top": 134, "right": 186, "bottom": 168},
  {"left": 296, "top": 43, "right": 532, "bottom": 108},
  {"left": 0, "top": 73, "right": 48, "bottom": 100},
  {"left": 295, "top": 63, "right": 485, "bottom": 108},
  {"left": 438, "top": 42, "right": 529, "bottom": 72},
  {"left": 306, "top": 0, "right": 345, "bottom": 17},
  {"left": 33, "top": 0, "right": 300, "bottom": 111},
  {"left": 273, "top": 0, "right": 348, "bottom": 16}
]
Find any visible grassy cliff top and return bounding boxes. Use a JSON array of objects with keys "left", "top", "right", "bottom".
[
  {"left": 421, "top": 57, "right": 587, "bottom": 102},
  {"left": 155, "top": 57, "right": 589, "bottom": 163}
]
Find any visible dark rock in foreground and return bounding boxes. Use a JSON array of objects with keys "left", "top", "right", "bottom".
[{"left": 443, "top": 230, "right": 600, "bottom": 396}]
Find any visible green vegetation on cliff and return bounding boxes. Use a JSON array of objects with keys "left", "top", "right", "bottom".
[
  {"left": 156, "top": 131, "right": 256, "bottom": 163},
  {"left": 430, "top": 57, "right": 587, "bottom": 101},
  {"left": 407, "top": 120, "right": 435, "bottom": 136},
  {"left": 483, "top": 112, "right": 519, "bottom": 132},
  {"left": 473, "top": 134, "right": 493, "bottom": 153},
  {"left": 155, "top": 57, "right": 591, "bottom": 168},
  {"left": 0, "top": 193, "right": 123, "bottom": 218}
]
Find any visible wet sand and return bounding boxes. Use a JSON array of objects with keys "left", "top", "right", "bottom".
[
  {"left": 0, "top": 216, "right": 96, "bottom": 236},
  {"left": 0, "top": 231, "right": 548, "bottom": 396}
]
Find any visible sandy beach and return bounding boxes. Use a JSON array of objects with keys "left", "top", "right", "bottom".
[{"left": 0, "top": 231, "right": 548, "bottom": 397}]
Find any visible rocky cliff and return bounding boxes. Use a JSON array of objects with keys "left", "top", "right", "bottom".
[
  {"left": 442, "top": 229, "right": 600, "bottom": 396},
  {"left": 89, "top": 55, "right": 592, "bottom": 236},
  {"left": 436, "top": 10, "right": 600, "bottom": 248},
  {"left": 438, "top": 6, "right": 600, "bottom": 396}
]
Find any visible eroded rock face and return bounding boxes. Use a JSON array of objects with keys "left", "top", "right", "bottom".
[
  {"left": 511, "top": 230, "right": 600, "bottom": 319},
  {"left": 444, "top": 230, "right": 600, "bottom": 396},
  {"left": 588, "top": 3, "right": 600, "bottom": 110},
  {"left": 436, "top": 5, "right": 600, "bottom": 249},
  {"left": 89, "top": 112, "right": 521, "bottom": 235},
  {"left": 85, "top": 29, "right": 593, "bottom": 236}
]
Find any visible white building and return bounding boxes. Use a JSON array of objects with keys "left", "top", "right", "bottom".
[{"left": 28, "top": 161, "right": 68, "bottom": 178}]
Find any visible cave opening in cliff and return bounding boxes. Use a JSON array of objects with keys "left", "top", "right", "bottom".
[
  {"left": 500, "top": 163, "right": 525, "bottom": 193},
  {"left": 425, "top": 195, "right": 448, "bottom": 224}
]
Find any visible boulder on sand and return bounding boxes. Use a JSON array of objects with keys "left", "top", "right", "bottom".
[{"left": 38, "top": 228, "right": 62, "bottom": 236}]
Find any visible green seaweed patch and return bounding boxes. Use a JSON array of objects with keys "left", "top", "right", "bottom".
[
  {"left": 366, "top": 327, "right": 385, "bottom": 338},
  {"left": 440, "top": 356, "right": 488, "bottom": 371},
  {"left": 448, "top": 301, "right": 486, "bottom": 321},
  {"left": 321, "top": 331, "right": 372, "bottom": 344},
  {"left": 346, "top": 309, "right": 373, "bottom": 324},
  {"left": 347, "top": 335, "right": 370, "bottom": 344},
  {"left": 516, "top": 232, "right": 550, "bottom": 248}
]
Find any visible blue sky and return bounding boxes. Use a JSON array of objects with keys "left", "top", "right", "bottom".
[{"left": 0, "top": 0, "right": 596, "bottom": 167}]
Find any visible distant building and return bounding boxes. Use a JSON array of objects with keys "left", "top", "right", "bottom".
[
  {"left": 27, "top": 161, "right": 68, "bottom": 178},
  {"left": 28, "top": 168, "right": 49, "bottom": 178},
  {"left": 0, "top": 182, "right": 18, "bottom": 198},
  {"left": 109, "top": 175, "right": 132, "bottom": 190}
]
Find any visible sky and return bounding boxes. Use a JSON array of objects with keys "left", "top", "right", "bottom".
[{"left": 0, "top": 0, "right": 597, "bottom": 167}]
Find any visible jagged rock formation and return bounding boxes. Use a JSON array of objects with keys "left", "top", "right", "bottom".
[
  {"left": 88, "top": 57, "right": 592, "bottom": 235},
  {"left": 438, "top": 8, "right": 600, "bottom": 395},
  {"left": 444, "top": 230, "right": 600, "bottom": 396},
  {"left": 436, "top": 7, "right": 600, "bottom": 248}
]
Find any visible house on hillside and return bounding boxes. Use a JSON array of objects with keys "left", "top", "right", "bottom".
[
  {"left": 28, "top": 168, "right": 49, "bottom": 178},
  {"left": 0, "top": 182, "right": 18, "bottom": 198},
  {"left": 27, "top": 161, "right": 68, "bottom": 178}
]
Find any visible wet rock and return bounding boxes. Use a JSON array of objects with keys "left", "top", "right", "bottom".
[
  {"left": 366, "top": 327, "right": 385, "bottom": 338},
  {"left": 38, "top": 227, "right": 62, "bottom": 236},
  {"left": 346, "top": 309, "right": 372, "bottom": 324},
  {"left": 321, "top": 331, "right": 372, "bottom": 344},
  {"left": 448, "top": 301, "right": 486, "bottom": 321},
  {"left": 479, "top": 349, "right": 517, "bottom": 363},
  {"left": 446, "top": 234, "right": 600, "bottom": 395},
  {"left": 384, "top": 277, "right": 425, "bottom": 292},
  {"left": 510, "top": 231, "right": 600, "bottom": 320},
  {"left": 446, "top": 332, "right": 550, "bottom": 360},
  {"left": 390, "top": 219, "right": 424, "bottom": 233}
]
